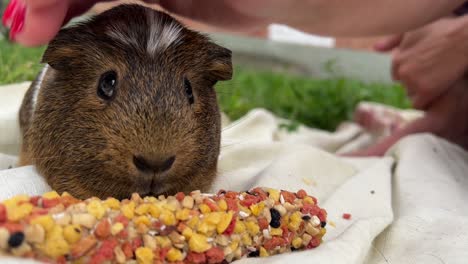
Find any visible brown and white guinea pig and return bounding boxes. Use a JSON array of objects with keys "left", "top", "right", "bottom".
[{"left": 17, "top": 4, "right": 233, "bottom": 200}]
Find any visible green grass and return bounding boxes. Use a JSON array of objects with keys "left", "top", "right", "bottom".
[
  {"left": 217, "top": 67, "right": 410, "bottom": 131},
  {"left": 0, "top": 38, "right": 410, "bottom": 131}
]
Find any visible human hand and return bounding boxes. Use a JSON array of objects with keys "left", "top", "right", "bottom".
[
  {"left": 348, "top": 77, "right": 468, "bottom": 156},
  {"left": 375, "top": 16, "right": 468, "bottom": 110}
]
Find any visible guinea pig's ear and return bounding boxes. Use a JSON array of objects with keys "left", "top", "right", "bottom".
[
  {"left": 207, "top": 44, "right": 233, "bottom": 82},
  {"left": 40, "top": 28, "right": 83, "bottom": 70}
]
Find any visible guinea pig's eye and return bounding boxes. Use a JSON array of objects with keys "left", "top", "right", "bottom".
[
  {"left": 184, "top": 78, "right": 194, "bottom": 104},
  {"left": 97, "top": 71, "right": 118, "bottom": 100}
]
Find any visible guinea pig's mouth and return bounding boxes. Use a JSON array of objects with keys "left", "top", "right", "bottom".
[{"left": 135, "top": 171, "right": 172, "bottom": 197}]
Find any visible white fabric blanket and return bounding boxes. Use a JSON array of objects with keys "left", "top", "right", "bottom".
[{"left": 1, "top": 82, "right": 467, "bottom": 264}]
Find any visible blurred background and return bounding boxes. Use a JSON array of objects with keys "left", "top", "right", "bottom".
[{"left": 0, "top": 0, "right": 410, "bottom": 132}]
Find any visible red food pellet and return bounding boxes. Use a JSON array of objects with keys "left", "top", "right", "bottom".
[
  {"left": 132, "top": 238, "right": 142, "bottom": 251},
  {"left": 282, "top": 226, "right": 294, "bottom": 243},
  {"left": 307, "top": 237, "right": 321, "bottom": 249},
  {"left": 318, "top": 209, "right": 328, "bottom": 222},
  {"left": 251, "top": 187, "right": 268, "bottom": 201},
  {"left": 0, "top": 204, "right": 6, "bottom": 223},
  {"left": 61, "top": 196, "right": 80, "bottom": 207},
  {"left": 1, "top": 223, "right": 23, "bottom": 233},
  {"left": 42, "top": 198, "right": 60, "bottom": 208},
  {"left": 55, "top": 256, "right": 66, "bottom": 264},
  {"left": 158, "top": 248, "right": 170, "bottom": 260},
  {"left": 296, "top": 189, "right": 307, "bottom": 199},
  {"left": 224, "top": 191, "right": 238, "bottom": 199},
  {"left": 280, "top": 191, "right": 296, "bottom": 204},
  {"left": 96, "top": 238, "right": 118, "bottom": 260},
  {"left": 239, "top": 195, "right": 259, "bottom": 207},
  {"left": 115, "top": 214, "right": 129, "bottom": 227},
  {"left": 122, "top": 242, "right": 133, "bottom": 258},
  {"left": 205, "top": 247, "right": 224, "bottom": 264},
  {"left": 187, "top": 252, "right": 206, "bottom": 264},
  {"left": 343, "top": 213, "right": 351, "bottom": 220},
  {"left": 264, "top": 237, "right": 286, "bottom": 250},
  {"left": 258, "top": 217, "right": 269, "bottom": 230},
  {"left": 223, "top": 215, "right": 237, "bottom": 235},
  {"left": 301, "top": 204, "right": 320, "bottom": 216},
  {"left": 175, "top": 192, "right": 185, "bottom": 202},
  {"left": 95, "top": 219, "right": 111, "bottom": 239},
  {"left": 225, "top": 198, "right": 238, "bottom": 211},
  {"left": 117, "top": 229, "right": 128, "bottom": 239},
  {"left": 203, "top": 198, "right": 219, "bottom": 211},
  {"left": 29, "top": 196, "right": 41, "bottom": 206}
]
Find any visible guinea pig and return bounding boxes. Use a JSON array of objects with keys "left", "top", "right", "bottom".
[{"left": 18, "top": 4, "right": 233, "bottom": 200}]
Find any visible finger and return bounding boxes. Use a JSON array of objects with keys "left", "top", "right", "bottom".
[
  {"left": 342, "top": 116, "right": 431, "bottom": 157},
  {"left": 14, "top": 0, "right": 69, "bottom": 46},
  {"left": 374, "top": 34, "right": 403, "bottom": 52}
]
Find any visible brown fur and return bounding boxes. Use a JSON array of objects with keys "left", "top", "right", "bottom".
[{"left": 18, "top": 4, "right": 232, "bottom": 200}]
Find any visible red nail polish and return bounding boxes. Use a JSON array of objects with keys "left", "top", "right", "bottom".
[
  {"left": 2, "top": 0, "right": 18, "bottom": 27},
  {"left": 8, "top": 0, "right": 26, "bottom": 41}
]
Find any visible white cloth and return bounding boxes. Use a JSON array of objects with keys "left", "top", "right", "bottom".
[{"left": 1, "top": 82, "right": 467, "bottom": 264}]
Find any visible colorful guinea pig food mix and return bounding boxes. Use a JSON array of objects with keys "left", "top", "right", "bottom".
[
  {"left": 18, "top": 4, "right": 232, "bottom": 200},
  {"left": 0, "top": 188, "right": 327, "bottom": 263}
]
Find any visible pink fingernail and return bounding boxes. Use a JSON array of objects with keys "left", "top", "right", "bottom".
[
  {"left": 2, "top": 0, "right": 26, "bottom": 41},
  {"left": 2, "top": 0, "right": 18, "bottom": 27}
]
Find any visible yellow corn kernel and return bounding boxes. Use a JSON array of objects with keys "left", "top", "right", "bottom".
[
  {"left": 166, "top": 247, "right": 183, "bottom": 262},
  {"left": 162, "top": 201, "right": 178, "bottom": 212},
  {"left": 103, "top": 198, "right": 120, "bottom": 210},
  {"left": 189, "top": 233, "right": 211, "bottom": 253},
  {"left": 229, "top": 240, "right": 239, "bottom": 251},
  {"left": 199, "top": 204, "right": 211, "bottom": 214},
  {"left": 182, "top": 227, "right": 193, "bottom": 239},
  {"left": 8, "top": 203, "right": 33, "bottom": 221},
  {"left": 319, "top": 228, "right": 327, "bottom": 238},
  {"left": 249, "top": 202, "right": 264, "bottom": 217},
  {"left": 121, "top": 201, "right": 136, "bottom": 219},
  {"left": 234, "top": 220, "right": 245, "bottom": 234},
  {"left": 3, "top": 195, "right": 29, "bottom": 208},
  {"left": 241, "top": 233, "right": 252, "bottom": 246},
  {"left": 267, "top": 189, "right": 280, "bottom": 202},
  {"left": 111, "top": 223, "right": 124, "bottom": 235},
  {"left": 30, "top": 215, "right": 55, "bottom": 232},
  {"left": 217, "top": 211, "right": 233, "bottom": 234},
  {"left": 187, "top": 216, "right": 199, "bottom": 229},
  {"left": 303, "top": 197, "right": 314, "bottom": 205},
  {"left": 42, "top": 237, "right": 70, "bottom": 258},
  {"left": 217, "top": 199, "right": 228, "bottom": 211},
  {"left": 86, "top": 200, "right": 106, "bottom": 220},
  {"left": 239, "top": 206, "right": 251, "bottom": 215},
  {"left": 159, "top": 210, "right": 176, "bottom": 226},
  {"left": 155, "top": 236, "right": 172, "bottom": 248},
  {"left": 205, "top": 212, "right": 222, "bottom": 225},
  {"left": 259, "top": 247, "right": 269, "bottom": 257},
  {"left": 245, "top": 221, "right": 260, "bottom": 236},
  {"left": 197, "top": 221, "right": 215, "bottom": 235},
  {"left": 148, "top": 204, "right": 161, "bottom": 218},
  {"left": 135, "top": 247, "right": 154, "bottom": 264},
  {"left": 63, "top": 225, "right": 81, "bottom": 244},
  {"left": 175, "top": 208, "right": 190, "bottom": 221},
  {"left": 135, "top": 216, "right": 150, "bottom": 227},
  {"left": 135, "top": 204, "right": 150, "bottom": 215},
  {"left": 292, "top": 237, "right": 303, "bottom": 248},
  {"left": 42, "top": 191, "right": 60, "bottom": 199},
  {"left": 270, "top": 227, "right": 283, "bottom": 236}
]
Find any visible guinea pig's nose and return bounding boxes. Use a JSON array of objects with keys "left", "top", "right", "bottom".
[{"left": 133, "top": 155, "right": 176, "bottom": 173}]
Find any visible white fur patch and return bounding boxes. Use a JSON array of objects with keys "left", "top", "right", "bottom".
[
  {"left": 106, "top": 23, "right": 140, "bottom": 47},
  {"left": 146, "top": 10, "right": 183, "bottom": 54},
  {"left": 31, "top": 64, "right": 49, "bottom": 114}
]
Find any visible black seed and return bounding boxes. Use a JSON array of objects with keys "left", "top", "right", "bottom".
[
  {"left": 248, "top": 250, "right": 260, "bottom": 257},
  {"left": 302, "top": 215, "right": 311, "bottom": 221},
  {"left": 270, "top": 208, "right": 281, "bottom": 228},
  {"left": 321, "top": 221, "right": 327, "bottom": 228},
  {"left": 8, "top": 232, "right": 24, "bottom": 248},
  {"left": 370, "top": 190, "right": 375, "bottom": 194},
  {"left": 246, "top": 191, "right": 254, "bottom": 196},
  {"left": 291, "top": 247, "right": 298, "bottom": 251}
]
